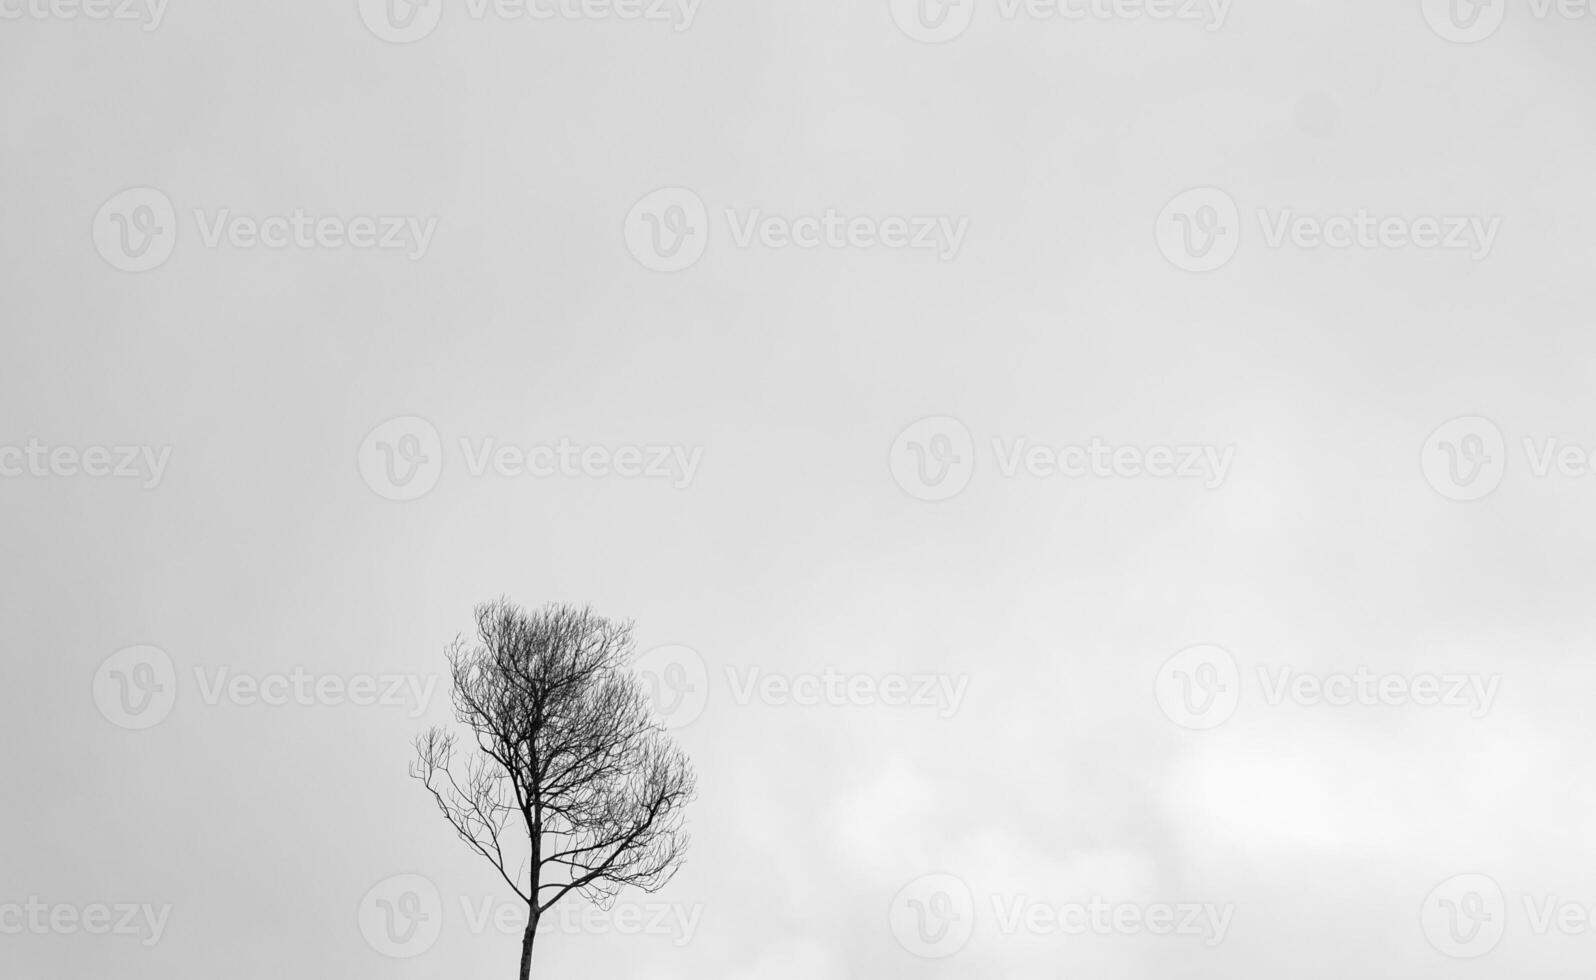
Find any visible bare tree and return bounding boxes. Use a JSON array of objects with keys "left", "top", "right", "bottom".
[{"left": 411, "top": 600, "right": 696, "bottom": 979}]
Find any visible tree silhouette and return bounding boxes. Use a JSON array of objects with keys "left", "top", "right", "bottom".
[{"left": 412, "top": 600, "right": 696, "bottom": 979}]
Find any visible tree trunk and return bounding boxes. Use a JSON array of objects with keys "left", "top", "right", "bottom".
[{"left": 518, "top": 914, "right": 538, "bottom": 980}]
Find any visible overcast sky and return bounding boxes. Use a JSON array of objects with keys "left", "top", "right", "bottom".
[{"left": 3, "top": 0, "right": 1595, "bottom": 977}]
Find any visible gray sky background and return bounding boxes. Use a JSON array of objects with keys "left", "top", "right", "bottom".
[{"left": 3, "top": 0, "right": 1595, "bottom": 977}]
